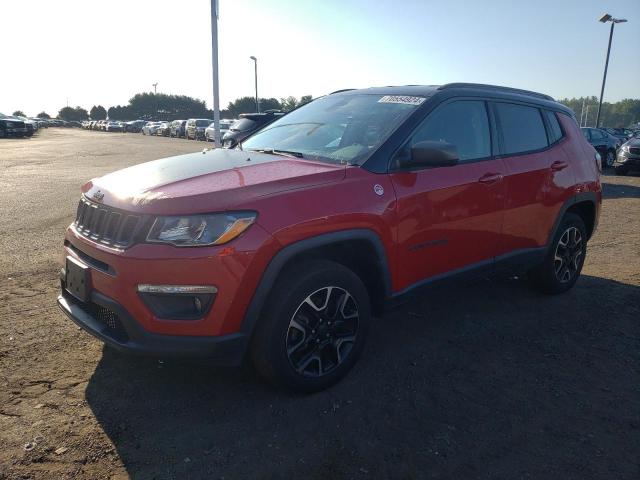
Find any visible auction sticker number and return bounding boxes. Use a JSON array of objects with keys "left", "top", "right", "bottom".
[{"left": 378, "top": 95, "right": 425, "bottom": 105}]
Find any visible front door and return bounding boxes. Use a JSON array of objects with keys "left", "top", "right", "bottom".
[{"left": 390, "top": 100, "right": 505, "bottom": 291}]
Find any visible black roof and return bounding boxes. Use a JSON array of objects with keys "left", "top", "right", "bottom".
[{"left": 330, "top": 83, "right": 573, "bottom": 116}]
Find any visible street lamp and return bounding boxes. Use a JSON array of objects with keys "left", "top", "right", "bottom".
[
  {"left": 250, "top": 56, "right": 259, "bottom": 113},
  {"left": 152, "top": 82, "right": 158, "bottom": 120},
  {"left": 595, "top": 14, "right": 627, "bottom": 128}
]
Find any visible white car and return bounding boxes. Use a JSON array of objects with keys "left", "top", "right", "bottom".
[
  {"left": 141, "top": 122, "right": 161, "bottom": 135},
  {"left": 105, "top": 121, "right": 123, "bottom": 132},
  {"left": 204, "top": 120, "right": 232, "bottom": 142}
]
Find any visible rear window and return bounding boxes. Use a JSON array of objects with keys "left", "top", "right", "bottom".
[
  {"left": 544, "top": 111, "right": 563, "bottom": 143},
  {"left": 496, "top": 103, "right": 548, "bottom": 155},
  {"left": 196, "top": 120, "right": 210, "bottom": 127}
]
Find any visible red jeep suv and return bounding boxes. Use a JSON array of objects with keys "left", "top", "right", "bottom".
[{"left": 58, "top": 84, "right": 601, "bottom": 392}]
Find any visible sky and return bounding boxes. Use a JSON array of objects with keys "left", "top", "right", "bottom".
[{"left": 1, "top": 0, "right": 638, "bottom": 118}]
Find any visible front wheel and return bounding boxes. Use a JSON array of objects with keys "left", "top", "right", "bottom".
[
  {"left": 251, "top": 260, "right": 371, "bottom": 393},
  {"left": 529, "top": 213, "right": 587, "bottom": 294},
  {"left": 615, "top": 166, "right": 628, "bottom": 176},
  {"left": 605, "top": 150, "right": 616, "bottom": 168}
]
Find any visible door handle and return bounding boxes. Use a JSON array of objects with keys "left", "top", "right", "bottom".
[
  {"left": 550, "top": 160, "right": 568, "bottom": 171},
  {"left": 478, "top": 173, "right": 503, "bottom": 185}
]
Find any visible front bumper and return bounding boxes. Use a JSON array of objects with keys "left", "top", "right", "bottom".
[
  {"left": 60, "top": 220, "right": 278, "bottom": 355},
  {"left": 58, "top": 288, "right": 246, "bottom": 363},
  {"left": 615, "top": 152, "right": 640, "bottom": 169}
]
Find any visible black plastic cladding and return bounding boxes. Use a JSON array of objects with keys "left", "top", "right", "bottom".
[{"left": 350, "top": 84, "right": 574, "bottom": 174}]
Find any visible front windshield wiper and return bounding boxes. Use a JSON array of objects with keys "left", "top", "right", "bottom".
[{"left": 248, "top": 148, "right": 305, "bottom": 158}]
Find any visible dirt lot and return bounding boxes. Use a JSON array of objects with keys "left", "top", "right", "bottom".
[{"left": 1, "top": 128, "right": 638, "bottom": 479}]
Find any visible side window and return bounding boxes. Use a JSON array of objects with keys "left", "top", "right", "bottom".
[
  {"left": 581, "top": 129, "right": 590, "bottom": 140},
  {"left": 411, "top": 100, "right": 491, "bottom": 161},
  {"left": 544, "top": 110, "right": 563, "bottom": 143},
  {"left": 495, "top": 103, "right": 548, "bottom": 155},
  {"left": 591, "top": 129, "right": 605, "bottom": 140}
]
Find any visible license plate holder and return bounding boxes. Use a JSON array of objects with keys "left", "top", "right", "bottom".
[{"left": 65, "top": 256, "right": 91, "bottom": 302}]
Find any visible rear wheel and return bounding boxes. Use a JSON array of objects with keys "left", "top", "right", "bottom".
[
  {"left": 251, "top": 260, "right": 371, "bottom": 393},
  {"left": 529, "top": 213, "right": 587, "bottom": 294}
]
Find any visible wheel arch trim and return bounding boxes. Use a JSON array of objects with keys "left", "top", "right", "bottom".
[
  {"left": 547, "top": 191, "right": 599, "bottom": 246},
  {"left": 240, "top": 229, "right": 392, "bottom": 339}
]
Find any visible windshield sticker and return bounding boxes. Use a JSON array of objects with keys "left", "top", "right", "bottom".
[{"left": 378, "top": 95, "right": 425, "bottom": 105}]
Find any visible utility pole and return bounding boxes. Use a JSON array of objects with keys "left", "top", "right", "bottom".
[
  {"left": 579, "top": 98, "right": 586, "bottom": 127},
  {"left": 585, "top": 105, "right": 590, "bottom": 127},
  {"left": 210, "top": 0, "right": 221, "bottom": 147}
]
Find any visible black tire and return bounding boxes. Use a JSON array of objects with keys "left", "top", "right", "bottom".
[
  {"left": 529, "top": 213, "right": 587, "bottom": 294},
  {"left": 605, "top": 150, "right": 616, "bottom": 168},
  {"left": 615, "top": 166, "right": 628, "bottom": 176},
  {"left": 251, "top": 260, "right": 371, "bottom": 393}
]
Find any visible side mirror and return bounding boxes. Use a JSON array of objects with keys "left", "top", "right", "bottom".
[{"left": 402, "top": 141, "right": 459, "bottom": 169}]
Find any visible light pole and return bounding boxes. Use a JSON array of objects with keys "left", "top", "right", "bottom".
[
  {"left": 595, "top": 14, "right": 627, "bottom": 128},
  {"left": 152, "top": 82, "right": 158, "bottom": 120},
  {"left": 211, "top": 0, "right": 221, "bottom": 147},
  {"left": 250, "top": 56, "right": 259, "bottom": 113}
]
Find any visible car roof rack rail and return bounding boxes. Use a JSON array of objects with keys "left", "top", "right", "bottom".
[{"left": 438, "top": 83, "right": 554, "bottom": 101}]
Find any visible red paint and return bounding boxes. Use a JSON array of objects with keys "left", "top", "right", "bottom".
[{"left": 63, "top": 113, "right": 600, "bottom": 339}]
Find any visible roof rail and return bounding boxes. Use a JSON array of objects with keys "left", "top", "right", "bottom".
[
  {"left": 438, "top": 83, "right": 554, "bottom": 101},
  {"left": 329, "top": 88, "right": 356, "bottom": 95}
]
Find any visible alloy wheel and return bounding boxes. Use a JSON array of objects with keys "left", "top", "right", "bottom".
[
  {"left": 286, "top": 286, "right": 359, "bottom": 377},
  {"left": 554, "top": 226, "right": 583, "bottom": 283},
  {"left": 606, "top": 151, "right": 615, "bottom": 167}
]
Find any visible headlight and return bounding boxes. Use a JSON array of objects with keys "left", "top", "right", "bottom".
[{"left": 146, "top": 212, "right": 256, "bottom": 247}]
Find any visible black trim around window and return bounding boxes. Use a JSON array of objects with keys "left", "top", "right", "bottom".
[
  {"left": 541, "top": 109, "right": 566, "bottom": 147},
  {"left": 491, "top": 100, "right": 573, "bottom": 159},
  {"left": 388, "top": 97, "right": 497, "bottom": 172}
]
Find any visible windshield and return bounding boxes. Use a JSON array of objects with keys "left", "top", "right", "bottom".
[
  {"left": 196, "top": 120, "right": 210, "bottom": 127},
  {"left": 242, "top": 94, "right": 423, "bottom": 164}
]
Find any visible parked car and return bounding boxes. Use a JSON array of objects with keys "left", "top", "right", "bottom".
[
  {"left": 156, "top": 122, "right": 171, "bottom": 137},
  {"left": 581, "top": 127, "right": 620, "bottom": 167},
  {"left": 58, "top": 83, "right": 601, "bottom": 392},
  {"left": 105, "top": 121, "right": 124, "bottom": 132},
  {"left": 222, "top": 112, "right": 284, "bottom": 148},
  {"left": 614, "top": 138, "right": 640, "bottom": 176},
  {"left": 603, "top": 127, "right": 633, "bottom": 142},
  {"left": 12, "top": 117, "right": 36, "bottom": 136},
  {"left": 185, "top": 118, "right": 213, "bottom": 140},
  {"left": 124, "top": 120, "right": 146, "bottom": 133},
  {"left": 141, "top": 122, "right": 161, "bottom": 135},
  {"left": 204, "top": 120, "right": 232, "bottom": 142},
  {"left": 169, "top": 120, "right": 186, "bottom": 138},
  {"left": 0, "top": 118, "right": 28, "bottom": 138}
]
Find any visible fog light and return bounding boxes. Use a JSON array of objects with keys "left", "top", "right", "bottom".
[{"left": 137, "top": 284, "right": 217, "bottom": 320}]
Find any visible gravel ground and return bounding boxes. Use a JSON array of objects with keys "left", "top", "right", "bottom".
[{"left": 1, "top": 128, "right": 638, "bottom": 479}]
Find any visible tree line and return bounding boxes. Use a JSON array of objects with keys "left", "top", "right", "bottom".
[
  {"left": 24, "top": 94, "right": 640, "bottom": 127},
  {"left": 557, "top": 97, "right": 640, "bottom": 128},
  {"left": 25, "top": 93, "right": 314, "bottom": 122}
]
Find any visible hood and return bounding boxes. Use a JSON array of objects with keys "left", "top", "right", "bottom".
[{"left": 83, "top": 148, "right": 345, "bottom": 214}]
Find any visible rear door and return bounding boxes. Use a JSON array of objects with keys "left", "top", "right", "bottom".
[
  {"left": 494, "top": 102, "right": 573, "bottom": 255},
  {"left": 390, "top": 99, "right": 506, "bottom": 290}
]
